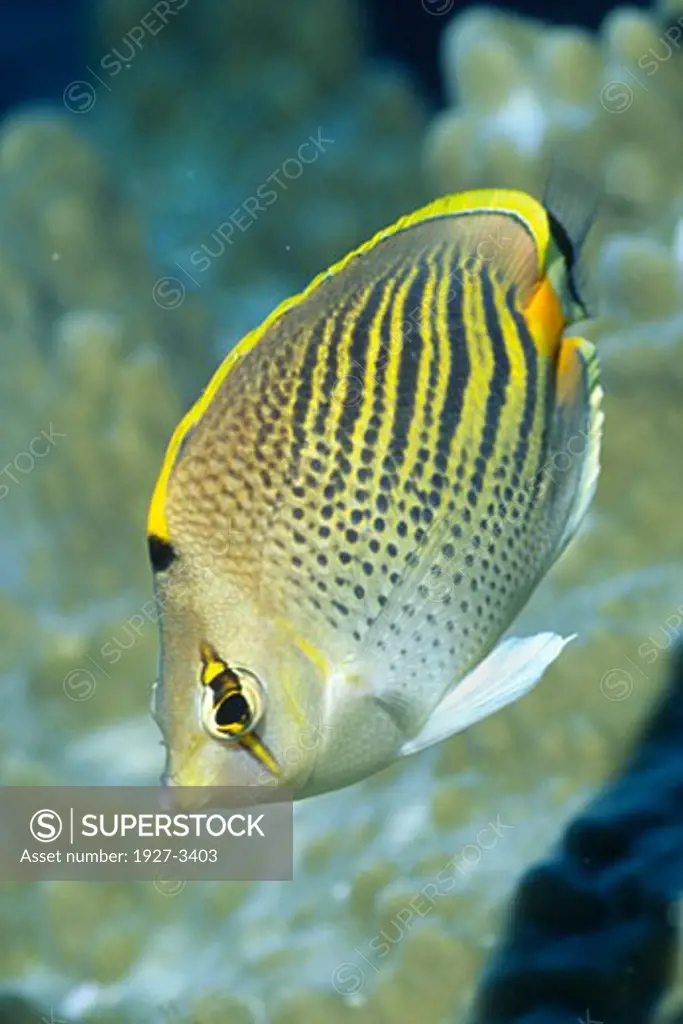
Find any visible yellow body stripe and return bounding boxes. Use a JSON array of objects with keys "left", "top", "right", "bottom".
[
  {"left": 449, "top": 260, "right": 492, "bottom": 469},
  {"left": 381, "top": 263, "right": 421, "bottom": 477},
  {"left": 301, "top": 315, "right": 339, "bottom": 444},
  {"left": 350, "top": 280, "right": 395, "bottom": 464},
  {"left": 324, "top": 282, "right": 376, "bottom": 457},
  {"left": 495, "top": 275, "right": 530, "bottom": 467},
  {"left": 429, "top": 248, "right": 453, "bottom": 463}
]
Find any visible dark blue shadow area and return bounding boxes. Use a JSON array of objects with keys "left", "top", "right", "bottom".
[
  {"left": 364, "top": 0, "right": 653, "bottom": 108},
  {"left": 0, "top": 0, "right": 89, "bottom": 114},
  {"left": 473, "top": 642, "right": 683, "bottom": 1024},
  {"left": 0, "top": 0, "right": 656, "bottom": 117}
]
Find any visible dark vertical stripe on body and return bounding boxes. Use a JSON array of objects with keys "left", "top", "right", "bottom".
[
  {"left": 335, "top": 276, "right": 394, "bottom": 454},
  {"left": 289, "top": 320, "right": 327, "bottom": 467},
  {"left": 387, "top": 262, "right": 428, "bottom": 465},
  {"left": 475, "top": 266, "right": 511, "bottom": 483},
  {"left": 373, "top": 269, "right": 409, "bottom": 420},
  {"left": 505, "top": 284, "right": 538, "bottom": 478},
  {"left": 424, "top": 245, "right": 447, "bottom": 433},
  {"left": 370, "top": 270, "right": 408, "bottom": 485},
  {"left": 527, "top": 359, "right": 556, "bottom": 514},
  {"left": 436, "top": 248, "right": 469, "bottom": 465},
  {"left": 313, "top": 292, "right": 356, "bottom": 437}
]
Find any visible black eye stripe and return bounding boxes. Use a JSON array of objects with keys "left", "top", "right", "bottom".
[
  {"left": 209, "top": 667, "right": 242, "bottom": 694},
  {"left": 148, "top": 535, "right": 177, "bottom": 572}
]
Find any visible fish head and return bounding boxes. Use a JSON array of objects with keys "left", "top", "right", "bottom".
[{"left": 150, "top": 542, "right": 334, "bottom": 795}]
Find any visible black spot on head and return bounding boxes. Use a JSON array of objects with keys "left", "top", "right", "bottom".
[{"left": 148, "top": 535, "right": 177, "bottom": 573}]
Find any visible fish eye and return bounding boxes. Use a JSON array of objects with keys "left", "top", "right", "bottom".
[
  {"left": 214, "top": 691, "right": 252, "bottom": 731},
  {"left": 199, "top": 644, "right": 266, "bottom": 742},
  {"left": 208, "top": 670, "right": 265, "bottom": 740}
]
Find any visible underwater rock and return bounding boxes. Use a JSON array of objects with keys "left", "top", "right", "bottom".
[{"left": 472, "top": 641, "right": 683, "bottom": 1024}]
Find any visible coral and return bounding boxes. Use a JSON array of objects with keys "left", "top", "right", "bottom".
[{"left": 82, "top": 0, "right": 427, "bottom": 393}]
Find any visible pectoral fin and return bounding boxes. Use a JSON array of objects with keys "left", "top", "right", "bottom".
[{"left": 400, "top": 632, "right": 574, "bottom": 757}]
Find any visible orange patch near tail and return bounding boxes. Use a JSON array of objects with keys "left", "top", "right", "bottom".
[{"left": 524, "top": 277, "right": 565, "bottom": 361}]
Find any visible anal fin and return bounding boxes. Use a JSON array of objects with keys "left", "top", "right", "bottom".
[{"left": 400, "top": 633, "right": 574, "bottom": 757}]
